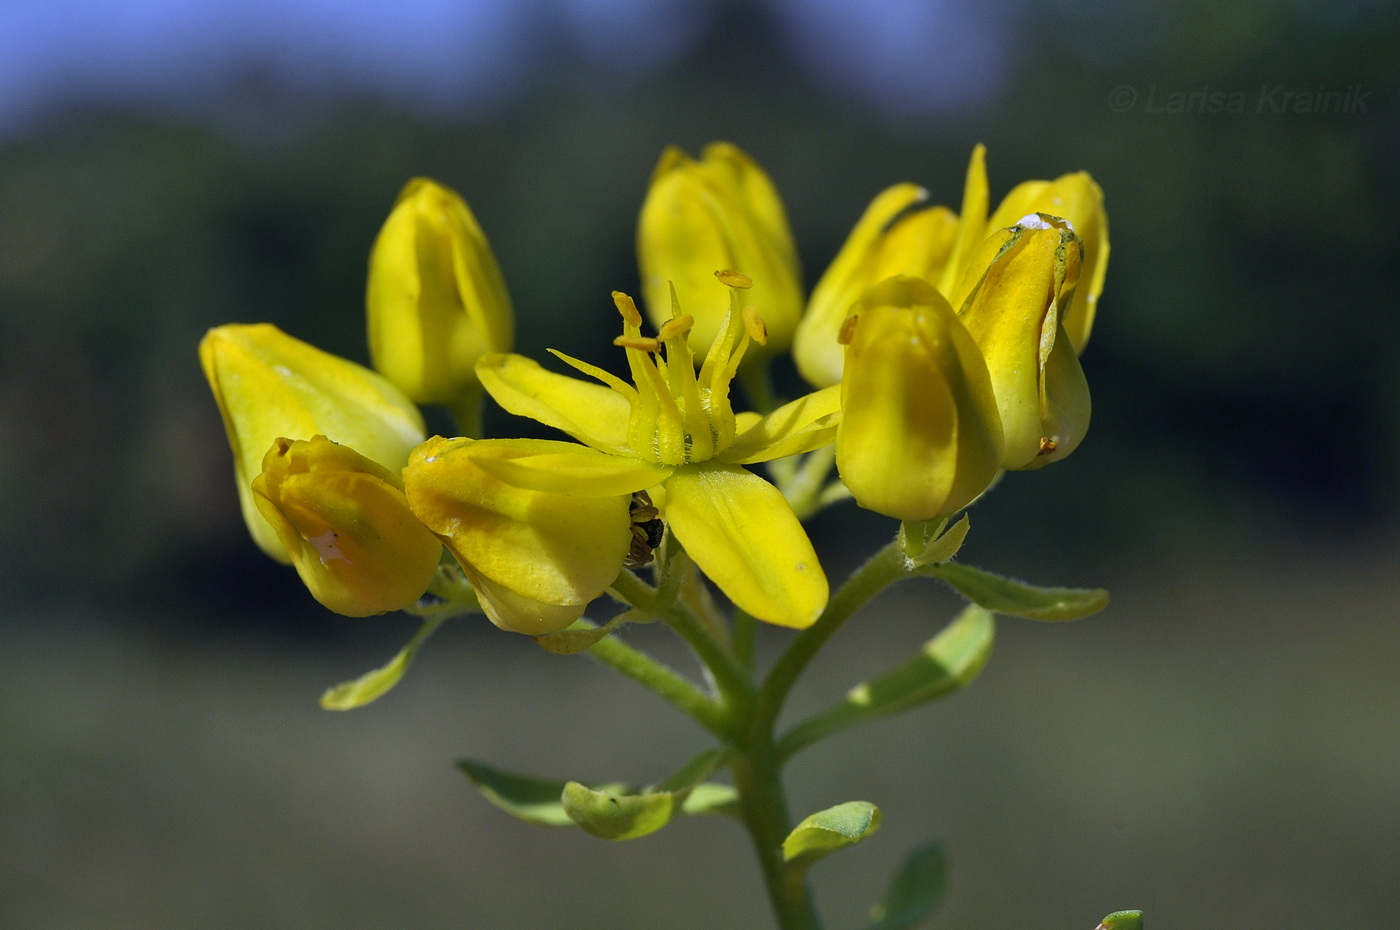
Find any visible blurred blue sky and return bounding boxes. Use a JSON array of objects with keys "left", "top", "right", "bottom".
[{"left": 0, "top": 0, "right": 1020, "bottom": 136}]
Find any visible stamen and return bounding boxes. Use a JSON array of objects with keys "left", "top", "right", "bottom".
[
  {"left": 837, "top": 314, "right": 860, "bottom": 345},
  {"left": 657, "top": 315, "right": 694, "bottom": 343},
  {"left": 742, "top": 306, "right": 768, "bottom": 346},
  {"left": 612, "top": 291, "right": 644, "bottom": 328},
  {"left": 1038, "top": 437, "right": 1058, "bottom": 456},
  {"left": 615, "top": 335, "right": 660, "bottom": 352},
  {"left": 715, "top": 269, "right": 753, "bottom": 289}
]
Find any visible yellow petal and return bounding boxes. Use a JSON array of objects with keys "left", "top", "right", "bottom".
[
  {"left": 200, "top": 323, "right": 425, "bottom": 562},
  {"left": 663, "top": 464, "right": 828, "bottom": 629},
  {"left": 935, "top": 143, "right": 990, "bottom": 297},
  {"left": 403, "top": 437, "right": 631, "bottom": 612},
  {"left": 464, "top": 439, "right": 673, "bottom": 496},
  {"left": 466, "top": 567, "right": 590, "bottom": 635},
  {"left": 476, "top": 352, "right": 632, "bottom": 453},
  {"left": 722, "top": 385, "right": 842, "bottom": 465}
]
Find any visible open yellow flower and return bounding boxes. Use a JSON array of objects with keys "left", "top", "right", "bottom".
[
  {"left": 403, "top": 436, "right": 636, "bottom": 635},
  {"left": 475, "top": 276, "right": 837, "bottom": 628},
  {"left": 199, "top": 323, "right": 426, "bottom": 562},
  {"left": 253, "top": 436, "right": 442, "bottom": 617}
]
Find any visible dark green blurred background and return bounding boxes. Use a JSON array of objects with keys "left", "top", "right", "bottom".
[{"left": 3, "top": 1, "right": 1398, "bottom": 927}]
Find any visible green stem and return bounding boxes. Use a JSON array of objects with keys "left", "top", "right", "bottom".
[
  {"left": 739, "top": 360, "right": 780, "bottom": 415},
  {"left": 783, "top": 446, "right": 838, "bottom": 521},
  {"left": 754, "top": 541, "right": 909, "bottom": 735},
  {"left": 730, "top": 731, "right": 822, "bottom": 929},
  {"left": 585, "top": 634, "right": 727, "bottom": 736},
  {"left": 732, "top": 607, "right": 757, "bottom": 670},
  {"left": 445, "top": 384, "right": 486, "bottom": 439}
]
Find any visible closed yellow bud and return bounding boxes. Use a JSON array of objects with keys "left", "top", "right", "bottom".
[
  {"left": 637, "top": 143, "right": 802, "bottom": 360},
  {"left": 795, "top": 183, "right": 959, "bottom": 387},
  {"left": 836, "top": 277, "right": 1002, "bottom": 521},
  {"left": 252, "top": 436, "right": 442, "bottom": 617},
  {"left": 402, "top": 437, "right": 633, "bottom": 635},
  {"left": 986, "top": 171, "right": 1107, "bottom": 353},
  {"left": 366, "top": 178, "right": 513, "bottom": 406},
  {"left": 199, "top": 323, "right": 426, "bottom": 562},
  {"left": 955, "top": 216, "right": 1091, "bottom": 470}
]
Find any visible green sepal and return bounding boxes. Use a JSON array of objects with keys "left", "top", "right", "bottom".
[
  {"left": 782, "top": 801, "right": 882, "bottom": 873},
  {"left": 457, "top": 758, "right": 619, "bottom": 828},
  {"left": 319, "top": 613, "right": 447, "bottom": 710},
  {"left": 1096, "top": 910, "right": 1144, "bottom": 930},
  {"left": 866, "top": 841, "right": 949, "bottom": 930},
  {"left": 926, "top": 561, "right": 1108, "bottom": 621},
  {"left": 532, "top": 611, "right": 638, "bottom": 655},
  {"left": 897, "top": 515, "right": 969, "bottom": 567},
  {"left": 777, "top": 605, "right": 994, "bottom": 760}
]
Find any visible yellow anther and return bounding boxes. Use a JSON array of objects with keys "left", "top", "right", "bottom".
[
  {"left": 615, "top": 334, "right": 661, "bottom": 352},
  {"left": 657, "top": 315, "right": 695, "bottom": 343},
  {"left": 742, "top": 306, "right": 769, "bottom": 346},
  {"left": 612, "top": 291, "right": 644, "bottom": 328},
  {"left": 837, "top": 314, "right": 859, "bottom": 346},
  {"left": 715, "top": 269, "right": 753, "bottom": 289}
]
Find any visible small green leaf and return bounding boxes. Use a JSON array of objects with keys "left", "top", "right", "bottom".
[
  {"left": 319, "top": 614, "right": 446, "bottom": 710},
  {"left": 866, "top": 841, "right": 949, "bottom": 930},
  {"left": 899, "top": 516, "right": 970, "bottom": 567},
  {"left": 532, "top": 611, "right": 636, "bottom": 655},
  {"left": 777, "top": 605, "right": 994, "bottom": 759},
  {"left": 1096, "top": 910, "right": 1144, "bottom": 930},
  {"left": 562, "top": 782, "right": 678, "bottom": 840},
  {"left": 457, "top": 759, "right": 627, "bottom": 828},
  {"left": 782, "top": 801, "right": 882, "bottom": 872},
  {"left": 927, "top": 561, "right": 1108, "bottom": 621}
]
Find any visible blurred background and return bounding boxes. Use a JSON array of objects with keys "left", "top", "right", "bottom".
[{"left": 2, "top": 0, "right": 1398, "bottom": 927}]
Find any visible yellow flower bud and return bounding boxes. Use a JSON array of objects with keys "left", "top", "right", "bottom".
[
  {"left": 199, "top": 323, "right": 426, "bottom": 562},
  {"left": 795, "top": 183, "right": 959, "bottom": 387},
  {"left": 986, "top": 171, "right": 1108, "bottom": 353},
  {"left": 366, "top": 178, "right": 513, "bottom": 405},
  {"left": 402, "top": 437, "right": 633, "bottom": 635},
  {"left": 637, "top": 143, "right": 802, "bottom": 360},
  {"left": 836, "top": 277, "right": 1002, "bottom": 521},
  {"left": 955, "top": 216, "right": 1091, "bottom": 470},
  {"left": 252, "top": 436, "right": 442, "bottom": 617}
]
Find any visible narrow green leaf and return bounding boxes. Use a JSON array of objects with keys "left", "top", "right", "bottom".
[
  {"left": 1096, "top": 910, "right": 1144, "bottom": 930},
  {"left": 782, "top": 801, "right": 882, "bottom": 871},
  {"left": 655, "top": 746, "right": 729, "bottom": 792},
  {"left": 457, "top": 759, "right": 627, "bottom": 828},
  {"left": 866, "top": 841, "right": 949, "bottom": 930},
  {"left": 680, "top": 783, "right": 740, "bottom": 817},
  {"left": 777, "top": 606, "right": 994, "bottom": 760},
  {"left": 319, "top": 614, "right": 446, "bottom": 710},
  {"left": 562, "top": 782, "right": 680, "bottom": 840},
  {"left": 927, "top": 561, "right": 1108, "bottom": 621}
]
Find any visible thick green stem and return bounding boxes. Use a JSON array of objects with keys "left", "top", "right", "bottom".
[{"left": 754, "top": 541, "right": 909, "bottom": 735}]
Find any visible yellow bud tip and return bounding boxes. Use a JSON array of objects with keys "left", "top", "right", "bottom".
[
  {"left": 742, "top": 306, "right": 768, "bottom": 346},
  {"left": 715, "top": 269, "right": 753, "bottom": 289},
  {"left": 657, "top": 315, "right": 694, "bottom": 343},
  {"left": 1038, "top": 437, "right": 1058, "bottom": 456},
  {"left": 837, "top": 314, "right": 859, "bottom": 346},
  {"left": 612, "top": 291, "right": 644, "bottom": 328},
  {"left": 615, "top": 334, "right": 661, "bottom": 353}
]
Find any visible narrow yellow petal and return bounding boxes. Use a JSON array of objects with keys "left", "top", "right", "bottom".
[
  {"left": 465, "top": 440, "right": 673, "bottom": 496},
  {"left": 722, "top": 385, "right": 842, "bottom": 465},
  {"left": 664, "top": 464, "right": 828, "bottom": 629},
  {"left": 476, "top": 352, "right": 631, "bottom": 453}
]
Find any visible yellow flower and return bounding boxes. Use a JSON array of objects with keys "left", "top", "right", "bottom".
[
  {"left": 199, "top": 323, "right": 426, "bottom": 561},
  {"left": 252, "top": 436, "right": 442, "bottom": 617},
  {"left": 985, "top": 171, "right": 1108, "bottom": 353},
  {"left": 475, "top": 280, "right": 837, "bottom": 628},
  {"left": 637, "top": 143, "right": 803, "bottom": 362},
  {"left": 366, "top": 178, "right": 514, "bottom": 406},
  {"left": 402, "top": 436, "right": 638, "bottom": 635},
  {"left": 795, "top": 183, "right": 959, "bottom": 388},
  {"left": 836, "top": 277, "right": 1002, "bottom": 521},
  {"left": 955, "top": 216, "right": 1091, "bottom": 470}
]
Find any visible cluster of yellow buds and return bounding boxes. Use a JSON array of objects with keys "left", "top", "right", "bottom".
[{"left": 201, "top": 143, "right": 1106, "bottom": 633}]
